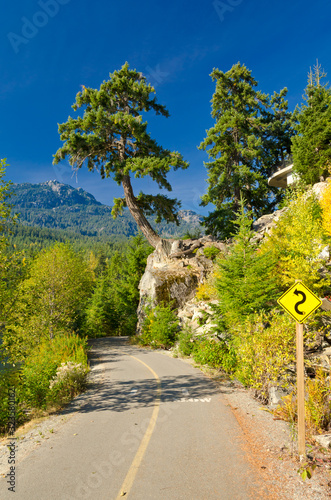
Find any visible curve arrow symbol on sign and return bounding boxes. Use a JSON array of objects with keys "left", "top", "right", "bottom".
[{"left": 294, "top": 289, "right": 306, "bottom": 315}]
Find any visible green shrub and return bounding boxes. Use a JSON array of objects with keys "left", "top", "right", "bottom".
[
  {"left": 140, "top": 302, "right": 179, "bottom": 349},
  {"left": 177, "top": 327, "right": 195, "bottom": 357},
  {"left": 193, "top": 335, "right": 236, "bottom": 371},
  {"left": 48, "top": 362, "right": 88, "bottom": 407},
  {"left": 20, "top": 334, "right": 88, "bottom": 409},
  {"left": 203, "top": 246, "right": 220, "bottom": 260}
]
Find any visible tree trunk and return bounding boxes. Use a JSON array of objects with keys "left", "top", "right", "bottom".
[{"left": 122, "top": 175, "right": 162, "bottom": 248}]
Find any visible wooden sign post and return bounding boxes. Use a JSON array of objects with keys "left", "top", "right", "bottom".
[
  {"left": 278, "top": 281, "right": 322, "bottom": 459},
  {"left": 296, "top": 321, "right": 306, "bottom": 457}
]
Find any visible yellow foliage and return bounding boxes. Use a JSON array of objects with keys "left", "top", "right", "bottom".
[
  {"left": 195, "top": 269, "right": 220, "bottom": 301},
  {"left": 233, "top": 313, "right": 296, "bottom": 401},
  {"left": 320, "top": 178, "right": 331, "bottom": 237},
  {"left": 273, "top": 368, "right": 331, "bottom": 436},
  {"left": 305, "top": 369, "right": 331, "bottom": 434},
  {"left": 261, "top": 190, "right": 328, "bottom": 292}
]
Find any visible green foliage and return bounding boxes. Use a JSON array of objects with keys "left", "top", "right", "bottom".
[
  {"left": 0, "top": 159, "right": 18, "bottom": 238},
  {"left": 5, "top": 221, "right": 128, "bottom": 257},
  {"left": 232, "top": 313, "right": 296, "bottom": 401},
  {"left": 53, "top": 62, "right": 188, "bottom": 247},
  {"left": 2, "top": 243, "right": 93, "bottom": 362},
  {"left": 48, "top": 362, "right": 89, "bottom": 407},
  {"left": 140, "top": 302, "right": 179, "bottom": 349},
  {"left": 182, "top": 228, "right": 202, "bottom": 240},
  {"left": 0, "top": 160, "right": 24, "bottom": 330},
  {"left": 177, "top": 327, "right": 195, "bottom": 357},
  {"left": 202, "top": 245, "right": 220, "bottom": 260},
  {"left": 84, "top": 275, "right": 117, "bottom": 337},
  {"left": 261, "top": 189, "right": 328, "bottom": 292},
  {"left": 274, "top": 368, "right": 331, "bottom": 438},
  {"left": 19, "top": 334, "right": 88, "bottom": 409},
  {"left": 292, "top": 62, "right": 331, "bottom": 185},
  {"left": 193, "top": 336, "right": 236, "bottom": 371},
  {"left": 199, "top": 63, "right": 293, "bottom": 238},
  {"left": 85, "top": 235, "right": 152, "bottom": 337},
  {"left": 214, "top": 197, "right": 278, "bottom": 328}
]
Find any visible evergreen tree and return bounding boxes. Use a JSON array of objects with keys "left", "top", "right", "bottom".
[
  {"left": 53, "top": 63, "right": 188, "bottom": 248},
  {"left": 214, "top": 196, "right": 278, "bottom": 328},
  {"left": 292, "top": 62, "right": 331, "bottom": 185},
  {"left": 85, "top": 235, "right": 152, "bottom": 337},
  {"left": 199, "top": 62, "right": 294, "bottom": 239},
  {"left": 85, "top": 274, "right": 117, "bottom": 337},
  {"left": 0, "top": 160, "right": 22, "bottom": 338}
]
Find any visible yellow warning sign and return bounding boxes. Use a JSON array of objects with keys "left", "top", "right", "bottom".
[{"left": 277, "top": 281, "right": 322, "bottom": 323}]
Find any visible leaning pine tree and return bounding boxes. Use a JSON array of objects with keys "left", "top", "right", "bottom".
[{"left": 53, "top": 63, "right": 188, "bottom": 248}]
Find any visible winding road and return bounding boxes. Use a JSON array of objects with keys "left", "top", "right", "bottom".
[{"left": 0, "top": 337, "right": 271, "bottom": 499}]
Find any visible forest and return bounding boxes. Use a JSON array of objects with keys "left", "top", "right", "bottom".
[{"left": 1, "top": 60, "right": 331, "bottom": 443}]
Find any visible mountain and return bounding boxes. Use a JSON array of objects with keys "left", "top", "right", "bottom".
[{"left": 10, "top": 181, "right": 204, "bottom": 239}]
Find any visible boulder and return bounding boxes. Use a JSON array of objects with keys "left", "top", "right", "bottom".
[
  {"left": 137, "top": 236, "right": 222, "bottom": 332},
  {"left": 313, "top": 434, "right": 331, "bottom": 449}
]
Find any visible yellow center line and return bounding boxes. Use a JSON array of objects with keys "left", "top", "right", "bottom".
[{"left": 115, "top": 354, "right": 162, "bottom": 499}]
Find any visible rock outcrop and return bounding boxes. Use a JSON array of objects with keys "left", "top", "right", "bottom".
[{"left": 137, "top": 236, "right": 225, "bottom": 331}]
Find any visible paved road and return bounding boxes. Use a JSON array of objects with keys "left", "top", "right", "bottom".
[{"left": 0, "top": 338, "right": 270, "bottom": 499}]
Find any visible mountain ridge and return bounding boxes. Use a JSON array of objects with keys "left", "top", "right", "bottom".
[{"left": 11, "top": 181, "right": 204, "bottom": 239}]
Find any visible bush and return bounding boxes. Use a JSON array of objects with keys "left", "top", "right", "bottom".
[
  {"left": 203, "top": 246, "right": 220, "bottom": 260},
  {"left": 48, "top": 362, "right": 88, "bottom": 407},
  {"left": 20, "top": 334, "right": 88, "bottom": 409},
  {"left": 140, "top": 302, "right": 179, "bottom": 349},
  {"left": 195, "top": 270, "right": 218, "bottom": 302},
  {"left": 232, "top": 313, "right": 296, "bottom": 402},
  {"left": 261, "top": 189, "right": 328, "bottom": 293},
  {"left": 177, "top": 327, "right": 195, "bottom": 357},
  {"left": 305, "top": 369, "right": 331, "bottom": 434},
  {"left": 273, "top": 369, "right": 331, "bottom": 437},
  {"left": 193, "top": 335, "right": 236, "bottom": 371},
  {"left": 320, "top": 178, "right": 331, "bottom": 237}
]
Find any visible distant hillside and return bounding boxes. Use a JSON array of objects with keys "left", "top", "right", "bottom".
[{"left": 11, "top": 181, "right": 204, "bottom": 239}]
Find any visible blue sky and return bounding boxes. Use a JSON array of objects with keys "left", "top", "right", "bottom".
[{"left": 1, "top": 0, "right": 331, "bottom": 215}]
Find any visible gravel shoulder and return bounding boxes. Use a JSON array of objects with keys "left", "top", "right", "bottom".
[{"left": 167, "top": 351, "right": 331, "bottom": 500}]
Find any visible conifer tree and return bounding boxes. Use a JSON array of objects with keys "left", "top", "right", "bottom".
[
  {"left": 0, "top": 160, "right": 22, "bottom": 336},
  {"left": 292, "top": 62, "right": 331, "bottom": 185},
  {"left": 53, "top": 63, "right": 188, "bottom": 248},
  {"left": 214, "top": 196, "right": 278, "bottom": 328},
  {"left": 199, "top": 62, "right": 294, "bottom": 238}
]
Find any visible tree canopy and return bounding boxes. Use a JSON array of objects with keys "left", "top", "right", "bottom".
[
  {"left": 199, "top": 62, "right": 294, "bottom": 239},
  {"left": 292, "top": 62, "right": 331, "bottom": 185},
  {"left": 53, "top": 63, "right": 188, "bottom": 248},
  {"left": 0, "top": 159, "right": 21, "bottom": 331}
]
